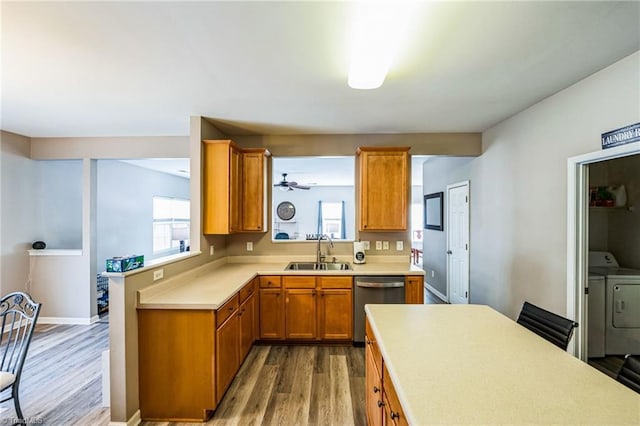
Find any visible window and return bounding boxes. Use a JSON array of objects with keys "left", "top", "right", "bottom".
[
  {"left": 321, "top": 202, "right": 344, "bottom": 240},
  {"left": 153, "top": 197, "right": 190, "bottom": 254}
]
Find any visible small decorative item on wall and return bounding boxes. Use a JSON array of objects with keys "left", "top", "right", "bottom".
[
  {"left": 424, "top": 192, "right": 444, "bottom": 231},
  {"left": 276, "top": 201, "right": 296, "bottom": 221}
]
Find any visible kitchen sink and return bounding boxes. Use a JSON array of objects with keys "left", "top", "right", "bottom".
[{"left": 285, "top": 262, "right": 351, "bottom": 271}]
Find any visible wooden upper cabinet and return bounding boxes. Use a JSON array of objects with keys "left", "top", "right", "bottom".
[
  {"left": 202, "top": 140, "right": 269, "bottom": 234},
  {"left": 203, "top": 140, "right": 240, "bottom": 234},
  {"left": 241, "top": 149, "right": 268, "bottom": 232},
  {"left": 357, "top": 147, "right": 410, "bottom": 231}
]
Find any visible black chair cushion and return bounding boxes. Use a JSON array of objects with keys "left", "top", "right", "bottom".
[
  {"left": 517, "top": 301, "right": 578, "bottom": 350},
  {"left": 617, "top": 355, "right": 640, "bottom": 394}
]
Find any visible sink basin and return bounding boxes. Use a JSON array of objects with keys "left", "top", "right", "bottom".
[{"left": 285, "top": 262, "right": 351, "bottom": 271}]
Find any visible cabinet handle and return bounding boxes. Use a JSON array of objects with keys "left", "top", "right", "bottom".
[
  {"left": 229, "top": 306, "right": 234, "bottom": 311},
  {"left": 377, "top": 400, "right": 384, "bottom": 407},
  {"left": 366, "top": 338, "right": 372, "bottom": 345},
  {"left": 391, "top": 412, "right": 400, "bottom": 420},
  {"left": 373, "top": 386, "right": 380, "bottom": 393}
]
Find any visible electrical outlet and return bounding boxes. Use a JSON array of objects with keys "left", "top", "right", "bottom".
[
  {"left": 375, "top": 241, "right": 382, "bottom": 250},
  {"left": 153, "top": 269, "right": 164, "bottom": 281},
  {"left": 383, "top": 241, "right": 389, "bottom": 250},
  {"left": 246, "top": 242, "right": 253, "bottom": 251},
  {"left": 210, "top": 245, "right": 214, "bottom": 256},
  {"left": 431, "top": 270, "right": 435, "bottom": 278},
  {"left": 363, "top": 241, "right": 370, "bottom": 250},
  {"left": 396, "top": 241, "right": 403, "bottom": 251}
]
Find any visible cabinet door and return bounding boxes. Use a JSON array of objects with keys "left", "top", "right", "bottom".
[
  {"left": 239, "top": 293, "right": 255, "bottom": 361},
  {"left": 203, "top": 140, "right": 233, "bottom": 234},
  {"left": 358, "top": 147, "right": 409, "bottom": 231},
  {"left": 365, "top": 343, "right": 383, "bottom": 426},
  {"left": 285, "top": 289, "right": 317, "bottom": 339},
  {"left": 229, "top": 146, "right": 241, "bottom": 232},
  {"left": 318, "top": 289, "right": 353, "bottom": 340},
  {"left": 139, "top": 310, "right": 216, "bottom": 421},
  {"left": 259, "top": 289, "right": 285, "bottom": 339},
  {"left": 241, "top": 150, "right": 267, "bottom": 232},
  {"left": 405, "top": 276, "right": 424, "bottom": 304},
  {"left": 216, "top": 313, "right": 240, "bottom": 404}
]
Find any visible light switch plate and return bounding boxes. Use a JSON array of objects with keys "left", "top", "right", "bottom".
[
  {"left": 363, "top": 241, "right": 370, "bottom": 250},
  {"left": 396, "top": 241, "right": 403, "bottom": 251},
  {"left": 246, "top": 242, "right": 253, "bottom": 251},
  {"left": 210, "top": 245, "right": 214, "bottom": 256},
  {"left": 383, "top": 241, "right": 389, "bottom": 250},
  {"left": 375, "top": 241, "right": 382, "bottom": 250}
]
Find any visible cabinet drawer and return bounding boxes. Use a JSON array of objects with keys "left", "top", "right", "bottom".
[
  {"left": 383, "top": 364, "right": 408, "bottom": 426},
  {"left": 259, "top": 276, "right": 282, "bottom": 288},
  {"left": 239, "top": 278, "right": 257, "bottom": 302},
  {"left": 283, "top": 276, "right": 316, "bottom": 289},
  {"left": 365, "top": 318, "right": 382, "bottom": 375},
  {"left": 318, "top": 276, "right": 352, "bottom": 289},
  {"left": 216, "top": 294, "right": 239, "bottom": 327}
]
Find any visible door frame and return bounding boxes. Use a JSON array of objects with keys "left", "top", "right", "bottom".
[
  {"left": 566, "top": 141, "right": 640, "bottom": 358},
  {"left": 446, "top": 180, "right": 470, "bottom": 304}
]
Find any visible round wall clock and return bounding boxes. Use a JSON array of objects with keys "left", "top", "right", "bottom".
[{"left": 276, "top": 201, "right": 296, "bottom": 221}]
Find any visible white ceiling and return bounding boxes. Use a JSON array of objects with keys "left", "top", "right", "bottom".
[{"left": 2, "top": 1, "right": 639, "bottom": 138}]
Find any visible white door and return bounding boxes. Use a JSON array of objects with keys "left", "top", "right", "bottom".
[{"left": 447, "top": 181, "right": 470, "bottom": 304}]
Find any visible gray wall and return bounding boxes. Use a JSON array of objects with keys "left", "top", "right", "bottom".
[
  {"left": 589, "top": 155, "right": 640, "bottom": 269},
  {"left": 460, "top": 51, "right": 638, "bottom": 319},
  {"left": 36, "top": 160, "right": 83, "bottom": 248},
  {"left": 96, "top": 160, "right": 190, "bottom": 273},
  {"left": 0, "top": 131, "right": 39, "bottom": 295},
  {"left": 421, "top": 157, "right": 474, "bottom": 297}
]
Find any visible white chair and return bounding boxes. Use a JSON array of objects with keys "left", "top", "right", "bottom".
[{"left": 0, "top": 292, "right": 41, "bottom": 424}]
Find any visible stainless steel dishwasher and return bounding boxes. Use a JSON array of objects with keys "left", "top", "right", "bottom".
[{"left": 353, "top": 276, "right": 405, "bottom": 343}]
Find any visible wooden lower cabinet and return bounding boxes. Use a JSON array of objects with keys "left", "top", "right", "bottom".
[
  {"left": 365, "top": 338, "right": 383, "bottom": 426},
  {"left": 239, "top": 291, "right": 256, "bottom": 360},
  {"left": 259, "top": 288, "right": 285, "bottom": 339},
  {"left": 285, "top": 288, "right": 317, "bottom": 339},
  {"left": 318, "top": 289, "right": 353, "bottom": 340},
  {"left": 138, "top": 309, "right": 216, "bottom": 421},
  {"left": 365, "top": 316, "right": 408, "bottom": 426},
  {"left": 216, "top": 311, "right": 240, "bottom": 404},
  {"left": 405, "top": 275, "right": 424, "bottom": 304}
]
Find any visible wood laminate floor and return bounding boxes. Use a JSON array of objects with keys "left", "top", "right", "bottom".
[
  {"left": 0, "top": 320, "right": 110, "bottom": 426},
  {"left": 143, "top": 344, "right": 366, "bottom": 426}
]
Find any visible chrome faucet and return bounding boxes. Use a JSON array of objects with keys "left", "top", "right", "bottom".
[{"left": 316, "top": 234, "right": 333, "bottom": 264}]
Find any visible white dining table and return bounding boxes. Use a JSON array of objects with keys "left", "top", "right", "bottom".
[{"left": 365, "top": 304, "right": 640, "bottom": 425}]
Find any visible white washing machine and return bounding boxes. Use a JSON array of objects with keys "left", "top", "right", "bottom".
[{"left": 589, "top": 251, "right": 640, "bottom": 355}]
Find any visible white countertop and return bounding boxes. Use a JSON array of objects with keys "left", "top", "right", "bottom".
[
  {"left": 137, "top": 258, "right": 424, "bottom": 310},
  {"left": 365, "top": 304, "right": 640, "bottom": 425}
]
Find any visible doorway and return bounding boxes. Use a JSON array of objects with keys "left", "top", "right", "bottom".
[
  {"left": 567, "top": 142, "right": 640, "bottom": 359},
  {"left": 447, "top": 181, "right": 470, "bottom": 304}
]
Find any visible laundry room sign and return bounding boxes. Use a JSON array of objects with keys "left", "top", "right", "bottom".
[{"left": 601, "top": 122, "right": 640, "bottom": 149}]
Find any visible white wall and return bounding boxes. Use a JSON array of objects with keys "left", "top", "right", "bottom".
[
  {"left": 96, "top": 160, "right": 190, "bottom": 273},
  {"left": 431, "top": 51, "right": 640, "bottom": 320},
  {"left": 0, "top": 131, "right": 40, "bottom": 295}
]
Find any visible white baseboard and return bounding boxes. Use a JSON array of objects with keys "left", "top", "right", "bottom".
[
  {"left": 109, "top": 410, "right": 141, "bottom": 426},
  {"left": 38, "top": 315, "right": 100, "bottom": 325},
  {"left": 424, "top": 282, "right": 448, "bottom": 303}
]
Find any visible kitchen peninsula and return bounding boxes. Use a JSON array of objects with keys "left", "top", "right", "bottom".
[
  {"left": 136, "top": 256, "right": 424, "bottom": 421},
  {"left": 365, "top": 304, "right": 640, "bottom": 425}
]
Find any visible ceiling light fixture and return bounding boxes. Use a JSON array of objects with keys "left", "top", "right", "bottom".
[{"left": 347, "top": 1, "right": 416, "bottom": 90}]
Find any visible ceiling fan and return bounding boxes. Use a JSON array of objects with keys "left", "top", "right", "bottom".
[{"left": 273, "top": 173, "right": 310, "bottom": 191}]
